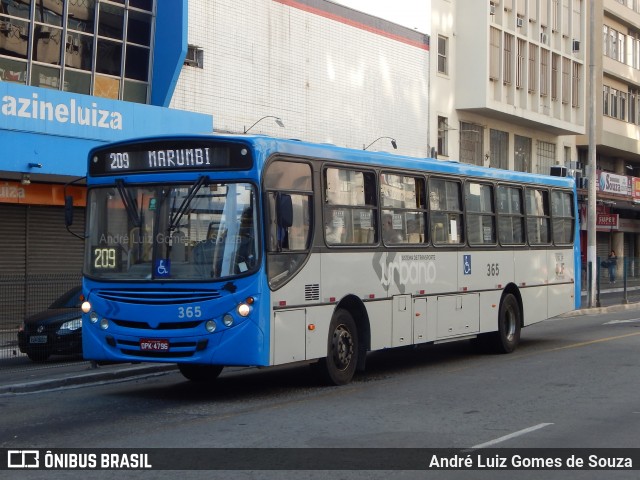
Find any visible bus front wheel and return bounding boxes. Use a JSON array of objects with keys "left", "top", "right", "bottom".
[
  {"left": 178, "top": 364, "right": 224, "bottom": 382},
  {"left": 319, "top": 309, "right": 359, "bottom": 386}
]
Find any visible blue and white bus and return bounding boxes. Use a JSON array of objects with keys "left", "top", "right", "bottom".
[{"left": 75, "top": 134, "right": 580, "bottom": 385}]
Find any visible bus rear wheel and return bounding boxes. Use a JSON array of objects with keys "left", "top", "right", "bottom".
[
  {"left": 178, "top": 364, "right": 224, "bottom": 382},
  {"left": 319, "top": 309, "right": 359, "bottom": 386}
]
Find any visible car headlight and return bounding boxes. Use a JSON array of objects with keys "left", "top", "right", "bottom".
[{"left": 58, "top": 318, "right": 82, "bottom": 333}]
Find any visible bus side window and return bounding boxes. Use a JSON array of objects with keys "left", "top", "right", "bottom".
[{"left": 264, "top": 160, "right": 313, "bottom": 289}]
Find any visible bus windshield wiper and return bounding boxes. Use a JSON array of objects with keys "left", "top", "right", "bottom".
[
  {"left": 116, "top": 179, "right": 141, "bottom": 227},
  {"left": 167, "top": 175, "right": 209, "bottom": 233}
]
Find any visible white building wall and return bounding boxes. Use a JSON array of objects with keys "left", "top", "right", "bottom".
[{"left": 171, "top": 0, "right": 431, "bottom": 157}]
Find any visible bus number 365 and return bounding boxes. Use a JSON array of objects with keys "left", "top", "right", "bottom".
[
  {"left": 487, "top": 263, "right": 500, "bottom": 276},
  {"left": 178, "top": 306, "right": 202, "bottom": 319}
]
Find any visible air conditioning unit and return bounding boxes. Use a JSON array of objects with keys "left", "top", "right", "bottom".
[
  {"left": 540, "top": 32, "right": 548, "bottom": 44},
  {"left": 550, "top": 165, "right": 568, "bottom": 177},
  {"left": 572, "top": 39, "right": 580, "bottom": 51},
  {"left": 516, "top": 17, "right": 523, "bottom": 27}
]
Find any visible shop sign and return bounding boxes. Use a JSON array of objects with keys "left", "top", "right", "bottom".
[
  {"left": 633, "top": 177, "right": 640, "bottom": 202},
  {"left": 596, "top": 213, "right": 619, "bottom": 229},
  {"left": 598, "top": 171, "right": 630, "bottom": 196},
  {"left": 0, "top": 182, "right": 86, "bottom": 206}
]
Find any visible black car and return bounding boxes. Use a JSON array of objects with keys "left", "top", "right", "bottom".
[{"left": 17, "top": 286, "right": 83, "bottom": 362}]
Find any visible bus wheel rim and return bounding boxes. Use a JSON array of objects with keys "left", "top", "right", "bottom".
[
  {"left": 504, "top": 305, "right": 517, "bottom": 342},
  {"left": 332, "top": 324, "right": 353, "bottom": 371}
]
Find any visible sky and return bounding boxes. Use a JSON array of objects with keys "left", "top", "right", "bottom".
[{"left": 330, "top": 0, "right": 431, "bottom": 34}]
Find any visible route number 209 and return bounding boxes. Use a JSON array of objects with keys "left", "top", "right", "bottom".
[
  {"left": 109, "top": 152, "right": 129, "bottom": 169},
  {"left": 178, "top": 306, "right": 202, "bottom": 319},
  {"left": 487, "top": 263, "right": 500, "bottom": 276}
]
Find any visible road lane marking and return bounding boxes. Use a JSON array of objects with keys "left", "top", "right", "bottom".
[
  {"left": 549, "top": 331, "right": 640, "bottom": 352},
  {"left": 470, "top": 423, "right": 554, "bottom": 449},
  {"left": 603, "top": 319, "right": 640, "bottom": 325}
]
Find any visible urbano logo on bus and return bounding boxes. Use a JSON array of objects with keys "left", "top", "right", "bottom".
[{"left": 373, "top": 252, "right": 437, "bottom": 292}]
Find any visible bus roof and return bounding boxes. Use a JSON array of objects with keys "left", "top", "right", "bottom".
[{"left": 89, "top": 133, "right": 575, "bottom": 189}]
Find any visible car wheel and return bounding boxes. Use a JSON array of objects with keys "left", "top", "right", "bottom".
[{"left": 178, "top": 364, "right": 223, "bottom": 382}]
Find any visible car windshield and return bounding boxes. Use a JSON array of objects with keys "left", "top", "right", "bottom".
[
  {"left": 85, "top": 181, "right": 259, "bottom": 281},
  {"left": 49, "top": 287, "right": 83, "bottom": 309}
]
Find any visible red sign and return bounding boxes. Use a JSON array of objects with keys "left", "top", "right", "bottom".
[{"left": 597, "top": 214, "right": 619, "bottom": 228}]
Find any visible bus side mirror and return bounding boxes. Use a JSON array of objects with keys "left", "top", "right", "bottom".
[
  {"left": 64, "top": 195, "right": 74, "bottom": 227},
  {"left": 276, "top": 194, "right": 293, "bottom": 228}
]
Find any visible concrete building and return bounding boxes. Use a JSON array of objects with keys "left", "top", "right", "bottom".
[
  {"left": 430, "top": 0, "right": 585, "bottom": 171},
  {"left": 430, "top": 0, "right": 640, "bottom": 273},
  {"left": 575, "top": 0, "right": 640, "bottom": 266},
  {"left": 170, "top": 0, "right": 430, "bottom": 156}
]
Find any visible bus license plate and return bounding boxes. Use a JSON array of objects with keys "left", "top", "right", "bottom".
[
  {"left": 29, "top": 335, "right": 47, "bottom": 344},
  {"left": 140, "top": 339, "right": 169, "bottom": 351}
]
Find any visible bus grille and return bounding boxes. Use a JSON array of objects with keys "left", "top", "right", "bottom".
[
  {"left": 111, "top": 319, "right": 202, "bottom": 330},
  {"left": 95, "top": 288, "right": 221, "bottom": 305}
]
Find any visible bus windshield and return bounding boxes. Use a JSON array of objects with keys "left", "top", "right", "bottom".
[{"left": 85, "top": 181, "right": 258, "bottom": 281}]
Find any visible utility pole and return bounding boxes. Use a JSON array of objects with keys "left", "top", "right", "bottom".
[{"left": 587, "top": 0, "right": 597, "bottom": 307}]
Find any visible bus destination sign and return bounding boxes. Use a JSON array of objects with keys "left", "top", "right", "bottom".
[{"left": 89, "top": 140, "right": 253, "bottom": 175}]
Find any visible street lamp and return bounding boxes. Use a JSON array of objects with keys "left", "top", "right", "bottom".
[
  {"left": 363, "top": 136, "right": 397, "bottom": 151},
  {"left": 243, "top": 116, "right": 285, "bottom": 134}
]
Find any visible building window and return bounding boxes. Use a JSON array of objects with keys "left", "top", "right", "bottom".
[
  {"left": 562, "top": 57, "right": 570, "bottom": 104},
  {"left": 516, "top": 38, "right": 525, "bottom": 89},
  {"left": 536, "top": 140, "right": 556, "bottom": 175},
  {"left": 459, "top": 122, "right": 484, "bottom": 166},
  {"left": 437, "top": 116, "right": 448, "bottom": 157},
  {"left": 490, "top": 129, "right": 509, "bottom": 169},
  {"left": 184, "top": 45, "right": 204, "bottom": 68},
  {"left": 551, "top": 53, "right": 559, "bottom": 101},
  {"left": 503, "top": 33, "right": 513, "bottom": 85},
  {"left": 603, "top": 85, "right": 610, "bottom": 116},
  {"left": 514, "top": 135, "right": 532, "bottom": 173},
  {"left": 528, "top": 44, "right": 538, "bottom": 93},
  {"left": 0, "top": 0, "right": 154, "bottom": 102},
  {"left": 540, "top": 48, "right": 549, "bottom": 97},
  {"left": 490, "top": 27, "right": 500, "bottom": 80},
  {"left": 438, "top": 35, "right": 448, "bottom": 74}
]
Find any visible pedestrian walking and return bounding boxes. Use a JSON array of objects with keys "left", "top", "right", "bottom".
[{"left": 608, "top": 250, "right": 617, "bottom": 284}]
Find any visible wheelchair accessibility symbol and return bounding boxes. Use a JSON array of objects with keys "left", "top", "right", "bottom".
[
  {"left": 463, "top": 255, "right": 472, "bottom": 275},
  {"left": 155, "top": 259, "right": 171, "bottom": 278}
]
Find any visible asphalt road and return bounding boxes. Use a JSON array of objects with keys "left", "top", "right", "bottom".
[{"left": 2, "top": 308, "right": 640, "bottom": 480}]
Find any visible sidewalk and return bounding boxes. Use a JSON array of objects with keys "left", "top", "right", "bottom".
[
  {"left": 1, "top": 282, "right": 640, "bottom": 396},
  {"left": 0, "top": 361, "right": 177, "bottom": 395}
]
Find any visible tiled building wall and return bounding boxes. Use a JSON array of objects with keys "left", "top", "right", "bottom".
[{"left": 170, "top": 0, "right": 431, "bottom": 157}]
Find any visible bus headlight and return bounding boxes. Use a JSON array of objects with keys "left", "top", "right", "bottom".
[
  {"left": 100, "top": 318, "right": 109, "bottom": 330},
  {"left": 205, "top": 320, "right": 217, "bottom": 333},
  {"left": 89, "top": 311, "right": 99, "bottom": 324},
  {"left": 81, "top": 301, "right": 91, "bottom": 313},
  {"left": 237, "top": 303, "right": 251, "bottom": 317},
  {"left": 223, "top": 314, "right": 234, "bottom": 327}
]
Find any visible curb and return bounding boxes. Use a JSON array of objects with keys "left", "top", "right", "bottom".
[
  {"left": 0, "top": 364, "right": 177, "bottom": 395},
  {"left": 560, "top": 301, "right": 640, "bottom": 317}
]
